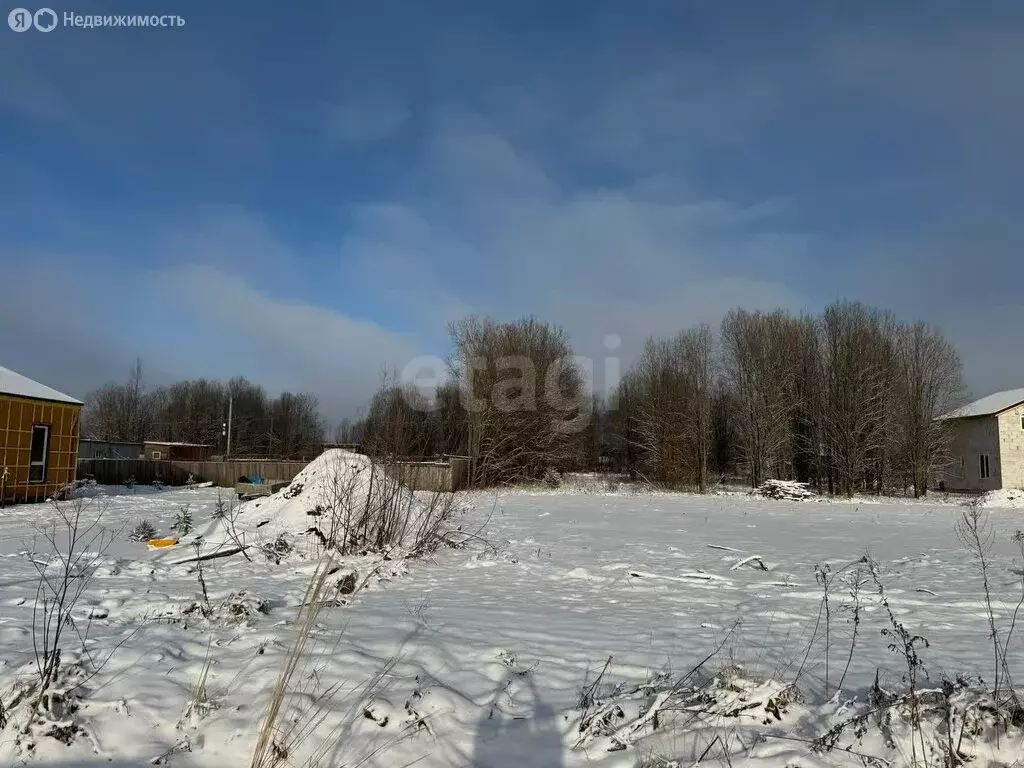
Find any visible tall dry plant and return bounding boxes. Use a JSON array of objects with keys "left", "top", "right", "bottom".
[
  {"left": 29, "top": 492, "right": 116, "bottom": 707},
  {"left": 249, "top": 556, "right": 405, "bottom": 768},
  {"left": 956, "top": 499, "right": 1020, "bottom": 705}
]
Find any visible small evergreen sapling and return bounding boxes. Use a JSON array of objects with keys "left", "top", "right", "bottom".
[
  {"left": 172, "top": 504, "right": 193, "bottom": 535},
  {"left": 129, "top": 520, "right": 157, "bottom": 542}
]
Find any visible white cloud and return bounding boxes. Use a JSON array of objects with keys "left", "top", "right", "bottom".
[
  {"left": 338, "top": 111, "right": 814, "bottom": 379},
  {"left": 0, "top": 211, "right": 430, "bottom": 422},
  {"left": 155, "top": 264, "right": 424, "bottom": 419}
]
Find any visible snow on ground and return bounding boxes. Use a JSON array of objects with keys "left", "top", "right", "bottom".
[
  {"left": 981, "top": 487, "right": 1024, "bottom": 509},
  {"left": 2, "top": 479, "right": 1024, "bottom": 766}
]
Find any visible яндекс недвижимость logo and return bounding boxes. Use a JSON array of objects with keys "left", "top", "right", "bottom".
[
  {"left": 8, "top": 7, "right": 57, "bottom": 31},
  {"left": 8, "top": 8, "right": 184, "bottom": 31}
]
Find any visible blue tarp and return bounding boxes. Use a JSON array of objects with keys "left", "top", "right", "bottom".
[{"left": 249, "top": 476, "right": 264, "bottom": 485}]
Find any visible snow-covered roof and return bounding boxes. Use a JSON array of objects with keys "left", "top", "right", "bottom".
[
  {"left": 938, "top": 388, "right": 1024, "bottom": 420},
  {"left": 144, "top": 441, "right": 212, "bottom": 447},
  {"left": 0, "top": 366, "right": 83, "bottom": 405}
]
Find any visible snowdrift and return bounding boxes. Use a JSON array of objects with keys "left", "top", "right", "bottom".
[
  {"left": 202, "top": 450, "right": 452, "bottom": 557},
  {"left": 979, "top": 488, "right": 1024, "bottom": 509}
]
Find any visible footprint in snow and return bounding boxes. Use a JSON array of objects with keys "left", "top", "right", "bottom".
[{"left": 75, "top": 604, "right": 111, "bottom": 620}]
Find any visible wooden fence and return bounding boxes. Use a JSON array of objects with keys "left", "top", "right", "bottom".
[
  {"left": 389, "top": 456, "right": 471, "bottom": 492},
  {"left": 77, "top": 455, "right": 472, "bottom": 492},
  {"left": 77, "top": 459, "right": 308, "bottom": 489}
]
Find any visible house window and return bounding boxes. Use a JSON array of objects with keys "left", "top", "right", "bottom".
[
  {"left": 29, "top": 425, "right": 50, "bottom": 483},
  {"left": 151, "top": 451, "right": 162, "bottom": 460},
  {"left": 1020, "top": 415, "right": 1024, "bottom": 430},
  {"left": 980, "top": 453, "right": 991, "bottom": 480}
]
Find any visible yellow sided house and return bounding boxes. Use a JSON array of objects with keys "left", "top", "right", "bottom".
[
  {"left": 937, "top": 388, "right": 1024, "bottom": 493},
  {"left": 0, "top": 366, "right": 83, "bottom": 504}
]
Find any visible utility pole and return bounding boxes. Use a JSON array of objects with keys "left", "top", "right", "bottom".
[{"left": 226, "top": 395, "right": 233, "bottom": 458}]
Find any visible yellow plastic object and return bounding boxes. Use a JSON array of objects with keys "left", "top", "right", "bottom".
[{"left": 147, "top": 537, "right": 179, "bottom": 549}]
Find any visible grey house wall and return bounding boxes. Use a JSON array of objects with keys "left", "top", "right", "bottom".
[
  {"left": 942, "top": 415, "right": 1003, "bottom": 492},
  {"left": 998, "top": 404, "right": 1024, "bottom": 490}
]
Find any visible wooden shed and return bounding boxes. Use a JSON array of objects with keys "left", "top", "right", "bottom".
[
  {"left": 0, "top": 366, "right": 83, "bottom": 504},
  {"left": 78, "top": 439, "right": 144, "bottom": 459},
  {"left": 142, "top": 441, "right": 213, "bottom": 461}
]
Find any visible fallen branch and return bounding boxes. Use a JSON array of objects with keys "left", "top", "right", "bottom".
[
  {"left": 168, "top": 545, "right": 251, "bottom": 566},
  {"left": 730, "top": 555, "right": 769, "bottom": 572},
  {"left": 609, "top": 690, "right": 671, "bottom": 748}
]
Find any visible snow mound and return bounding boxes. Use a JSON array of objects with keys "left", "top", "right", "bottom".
[
  {"left": 203, "top": 450, "right": 448, "bottom": 556},
  {"left": 250, "top": 449, "right": 387, "bottom": 534},
  {"left": 752, "top": 479, "right": 818, "bottom": 501},
  {"left": 980, "top": 488, "right": 1024, "bottom": 508}
]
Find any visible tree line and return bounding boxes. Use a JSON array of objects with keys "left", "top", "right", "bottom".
[
  {"left": 612, "top": 302, "right": 964, "bottom": 497},
  {"left": 83, "top": 360, "right": 326, "bottom": 458},
  {"left": 355, "top": 301, "right": 965, "bottom": 496},
  {"left": 83, "top": 299, "right": 966, "bottom": 494}
]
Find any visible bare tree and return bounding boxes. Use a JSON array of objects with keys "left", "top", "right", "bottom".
[
  {"left": 894, "top": 322, "right": 965, "bottom": 496},
  {"left": 361, "top": 374, "right": 437, "bottom": 458},
  {"left": 720, "top": 310, "right": 797, "bottom": 487},
  {"left": 608, "top": 371, "right": 641, "bottom": 477},
  {"left": 269, "top": 392, "right": 325, "bottom": 458},
  {"left": 682, "top": 326, "right": 714, "bottom": 492},
  {"left": 332, "top": 416, "right": 364, "bottom": 445},
  {"left": 449, "top": 315, "right": 587, "bottom": 485},
  {"left": 82, "top": 358, "right": 151, "bottom": 442},
  {"left": 788, "top": 315, "right": 826, "bottom": 489},
  {"left": 821, "top": 301, "right": 893, "bottom": 497},
  {"left": 621, "top": 326, "right": 714, "bottom": 489}
]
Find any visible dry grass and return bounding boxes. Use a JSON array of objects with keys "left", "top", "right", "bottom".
[
  {"left": 249, "top": 552, "right": 407, "bottom": 768},
  {"left": 308, "top": 454, "right": 459, "bottom": 558}
]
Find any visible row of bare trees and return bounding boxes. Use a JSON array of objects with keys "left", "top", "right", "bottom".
[
  {"left": 354, "top": 303, "right": 964, "bottom": 495},
  {"left": 86, "top": 301, "right": 963, "bottom": 492},
  {"left": 613, "top": 301, "right": 965, "bottom": 496},
  {"left": 83, "top": 361, "right": 326, "bottom": 458},
  {"left": 614, "top": 326, "right": 715, "bottom": 491}
]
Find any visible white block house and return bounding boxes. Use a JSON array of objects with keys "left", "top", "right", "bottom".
[{"left": 937, "top": 388, "right": 1024, "bottom": 492}]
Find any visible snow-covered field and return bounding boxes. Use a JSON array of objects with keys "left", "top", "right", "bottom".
[{"left": 3, "top": 471, "right": 1024, "bottom": 767}]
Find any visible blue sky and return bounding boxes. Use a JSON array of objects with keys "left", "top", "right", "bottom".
[{"left": 2, "top": 1, "right": 1023, "bottom": 421}]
